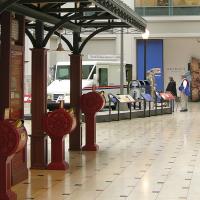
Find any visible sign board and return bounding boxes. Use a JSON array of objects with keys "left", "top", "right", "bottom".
[
  {"left": 142, "top": 94, "right": 153, "bottom": 102},
  {"left": 165, "top": 92, "right": 176, "bottom": 100},
  {"left": 88, "top": 54, "right": 120, "bottom": 60},
  {"left": 160, "top": 92, "right": 175, "bottom": 100},
  {"left": 24, "top": 94, "right": 32, "bottom": 103},
  {"left": 11, "top": 18, "right": 19, "bottom": 44},
  {"left": 4, "top": 108, "right": 10, "bottom": 120},
  {"left": 10, "top": 49, "right": 23, "bottom": 119},
  {"left": 116, "top": 95, "right": 135, "bottom": 103}
]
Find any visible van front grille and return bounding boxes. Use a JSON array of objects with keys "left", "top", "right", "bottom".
[{"left": 53, "top": 94, "right": 64, "bottom": 101}]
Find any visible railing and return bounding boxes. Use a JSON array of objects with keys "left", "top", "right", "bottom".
[{"left": 135, "top": 5, "right": 200, "bottom": 16}]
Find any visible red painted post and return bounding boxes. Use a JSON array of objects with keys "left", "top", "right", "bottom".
[
  {"left": 0, "top": 120, "right": 27, "bottom": 200},
  {"left": 81, "top": 92, "right": 105, "bottom": 151},
  {"left": 69, "top": 54, "right": 82, "bottom": 151},
  {"left": 44, "top": 109, "right": 76, "bottom": 170},
  {"left": 31, "top": 48, "right": 48, "bottom": 169},
  {"left": 0, "top": 11, "right": 11, "bottom": 119},
  {"left": 48, "top": 137, "right": 68, "bottom": 170},
  {"left": 83, "top": 114, "right": 98, "bottom": 150},
  {"left": 0, "top": 157, "right": 17, "bottom": 200}
]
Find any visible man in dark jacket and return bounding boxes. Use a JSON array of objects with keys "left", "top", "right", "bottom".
[{"left": 166, "top": 76, "right": 177, "bottom": 97}]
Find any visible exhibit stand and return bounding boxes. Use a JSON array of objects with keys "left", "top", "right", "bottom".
[
  {"left": 0, "top": 119, "right": 27, "bottom": 200},
  {"left": 141, "top": 93, "right": 153, "bottom": 117},
  {"left": 44, "top": 108, "right": 76, "bottom": 170},
  {"left": 81, "top": 92, "right": 105, "bottom": 151}
]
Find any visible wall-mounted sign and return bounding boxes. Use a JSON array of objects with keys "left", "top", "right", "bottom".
[
  {"left": 88, "top": 54, "right": 120, "bottom": 60},
  {"left": 10, "top": 49, "right": 23, "bottom": 119},
  {"left": 116, "top": 95, "right": 135, "bottom": 103},
  {"left": 11, "top": 17, "right": 19, "bottom": 44}
]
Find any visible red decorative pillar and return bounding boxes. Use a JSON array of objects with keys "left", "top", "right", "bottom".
[
  {"left": 0, "top": 157, "right": 16, "bottom": 200},
  {"left": 0, "top": 119, "right": 28, "bottom": 200},
  {"left": 44, "top": 109, "right": 76, "bottom": 170},
  {"left": 81, "top": 92, "right": 105, "bottom": 151},
  {"left": 69, "top": 54, "right": 82, "bottom": 150},
  {"left": 31, "top": 48, "right": 48, "bottom": 169}
]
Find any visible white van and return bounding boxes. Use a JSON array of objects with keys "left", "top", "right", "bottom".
[{"left": 47, "top": 61, "right": 131, "bottom": 104}]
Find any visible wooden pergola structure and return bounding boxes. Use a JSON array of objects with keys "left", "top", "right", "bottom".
[{"left": 0, "top": 0, "right": 146, "bottom": 184}]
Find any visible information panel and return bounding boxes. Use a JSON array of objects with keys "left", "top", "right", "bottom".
[
  {"left": 160, "top": 92, "right": 175, "bottom": 100},
  {"left": 116, "top": 95, "right": 135, "bottom": 103},
  {"left": 10, "top": 49, "right": 23, "bottom": 119}
]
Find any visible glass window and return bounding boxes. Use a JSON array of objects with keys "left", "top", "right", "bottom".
[
  {"left": 135, "top": 0, "right": 200, "bottom": 6},
  {"left": 135, "top": 0, "right": 159, "bottom": 7},
  {"left": 56, "top": 64, "right": 94, "bottom": 80},
  {"left": 56, "top": 65, "right": 70, "bottom": 80},
  {"left": 173, "top": 0, "right": 200, "bottom": 6}
]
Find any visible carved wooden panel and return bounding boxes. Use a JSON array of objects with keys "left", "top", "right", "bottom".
[{"left": 190, "top": 57, "right": 200, "bottom": 101}]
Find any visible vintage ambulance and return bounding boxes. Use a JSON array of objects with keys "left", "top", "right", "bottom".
[{"left": 47, "top": 61, "right": 130, "bottom": 105}]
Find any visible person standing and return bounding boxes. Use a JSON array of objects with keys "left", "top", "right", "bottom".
[
  {"left": 166, "top": 76, "right": 177, "bottom": 97},
  {"left": 178, "top": 75, "right": 190, "bottom": 112}
]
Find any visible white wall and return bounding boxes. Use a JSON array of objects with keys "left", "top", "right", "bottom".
[
  {"left": 116, "top": 34, "right": 137, "bottom": 79},
  {"left": 164, "top": 38, "right": 200, "bottom": 88},
  {"left": 145, "top": 16, "right": 200, "bottom": 38},
  {"left": 122, "top": 0, "right": 134, "bottom": 8},
  {"left": 82, "top": 38, "right": 116, "bottom": 60},
  {"left": 47, "top": 35, "right": 118, "bottom": 67},
  {"left": 24, "top": 36, "right": 32, "bottom": 76}
]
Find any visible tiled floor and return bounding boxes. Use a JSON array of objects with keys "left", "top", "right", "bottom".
[{"left": 12, "top": 102, "right": 200, "bottom": 200}]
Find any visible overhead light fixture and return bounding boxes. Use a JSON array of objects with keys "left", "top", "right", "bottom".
[
  {"left": 56, "top": 41, "right": 65, "bottom": 51},
  {"left": 142, "top": 29, "right": 150, "bottom": 40},
  {"left": 49, "top": 29, "right": 71, "bottom": 52},
  {"left": 56, "top": 32, "right": 65, "bottom": 51}
]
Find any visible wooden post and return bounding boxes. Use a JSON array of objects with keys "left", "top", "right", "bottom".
[
  {"left": 69, "top": 54, "right": 82, "bottom": 150},
  {"left": 0, "top": 12, "right": 28, "bottom": 185},
  {"left": 30, "top": 48, "right": 48, "bottom": 169}
]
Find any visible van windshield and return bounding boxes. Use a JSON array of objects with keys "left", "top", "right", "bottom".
[
  {"left": 56, "top": 64, "right": 94, "bottom": 80},
  {"left": 82, "top": 65, "right": 94, "bottom": 79}
]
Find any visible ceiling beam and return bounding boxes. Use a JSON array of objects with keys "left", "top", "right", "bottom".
[
  {"left": 90, "top": 0, "right": 146, "bottom": 32},
  {"left": 81, "top": 22, "right": 129, "bottom": 28},
  {"left": 8, "top": 3, "right": 81, "bottom": 32},
  {"left": 0, "top": 0, "right": 20, "bottom": 14},
  {"left": 71, "top": 15, "right": 116, "bottom": 21},
  {"left": 19, "top": 0, "right": 88, "bottom": 3},
  {"left": 45, "top": 7, "right": 103, "bottom": 13}
]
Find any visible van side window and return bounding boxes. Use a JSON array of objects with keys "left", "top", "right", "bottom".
[
  {"left": 99, "top": 68, "right": 108, "bottom": 86},
  {"left": 56, "top": 65, "right": 70, "bottom": 80}
]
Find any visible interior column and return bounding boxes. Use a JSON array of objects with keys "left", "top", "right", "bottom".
[
  {"left": 31, "top": 48, "right": 48, "bottom": 169},
  {"left": 69, "top": 54, "right": 82, "bottom": 150}
]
